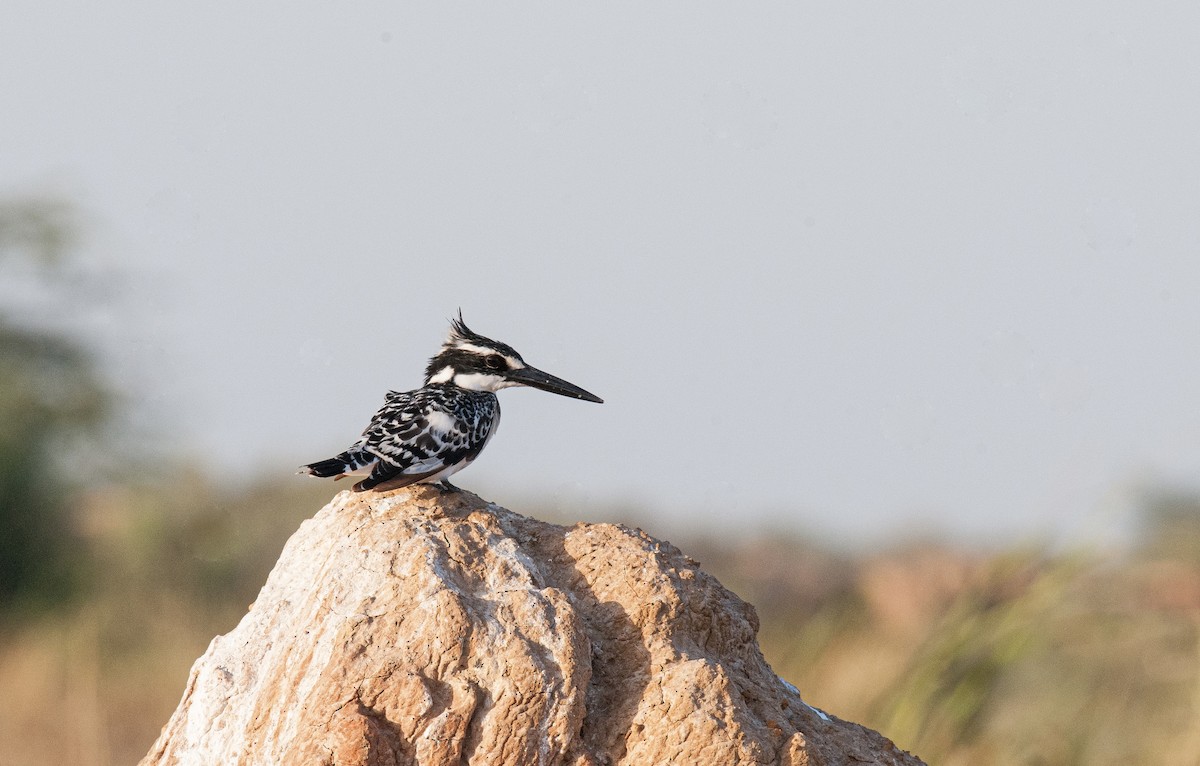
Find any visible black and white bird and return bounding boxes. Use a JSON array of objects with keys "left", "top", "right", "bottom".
[{"left": 299, "top": 313, "right": 603, "bottom": 492}]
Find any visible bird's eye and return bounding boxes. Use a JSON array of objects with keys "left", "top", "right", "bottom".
[{"left": 485, "top": 355, "right": 506, "bottom": 371}]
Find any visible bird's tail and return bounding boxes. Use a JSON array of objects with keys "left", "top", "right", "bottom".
[{"left": 298, "top": 448, "right": 374, "bottom": 479}]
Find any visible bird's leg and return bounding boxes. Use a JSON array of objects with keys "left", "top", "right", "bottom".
[{"left": 437, "top": 480, "right": 461, "bottom": 494}]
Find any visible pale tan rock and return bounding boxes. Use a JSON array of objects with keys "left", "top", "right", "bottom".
[{"left": 141, "top": 487, "right": 924, "bottom": 766}]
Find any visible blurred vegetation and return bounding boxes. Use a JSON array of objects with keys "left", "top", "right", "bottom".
[
  {"left": 0, "top": 199, "right": 109, "bottom": 611},
  {"left": 1, "top": 197, "right": 1197, "bottom": 764},
  {"left": 689, "top": 507, "right": 1200, "bottom": 766}
]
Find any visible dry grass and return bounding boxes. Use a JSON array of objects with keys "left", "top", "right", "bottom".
[
  {"left": 731, "top": 541, "right": 1200, "bottom": 765},
  {"left": 1, "top": 480, "right": 1197, "bottom": 765}
]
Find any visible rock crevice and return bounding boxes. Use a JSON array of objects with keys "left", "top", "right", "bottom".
[{"left": 141, "top": 487, "right": 924, "bottom": 766}]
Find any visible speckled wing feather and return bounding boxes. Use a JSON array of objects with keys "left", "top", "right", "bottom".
[{"left": 353, "top": 385, "right": 499, "bottom": 491}]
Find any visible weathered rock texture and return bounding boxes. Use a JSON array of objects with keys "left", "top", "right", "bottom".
[{"left": 142, "top": 487, "right": 924, "bottom": 766}]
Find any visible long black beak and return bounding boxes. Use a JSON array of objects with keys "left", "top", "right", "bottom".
[{"left": 506, "top": 365, "right": 604, "bottom": 403}]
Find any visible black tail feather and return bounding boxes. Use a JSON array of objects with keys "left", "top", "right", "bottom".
[{"left": 299, "top": 449, "right": 369, "bottom": 478}]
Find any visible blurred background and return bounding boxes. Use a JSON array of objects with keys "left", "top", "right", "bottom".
[{"left": 2, "top": 2, "right": 1199, "bottom": 764}]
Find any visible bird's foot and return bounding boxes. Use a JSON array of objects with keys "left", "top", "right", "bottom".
[{"left": 437, "top": 480, "right": 461, "bottom": 494}]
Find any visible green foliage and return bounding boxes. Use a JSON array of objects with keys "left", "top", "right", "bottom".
[
  {"left": 0, "top": 198, "right": 77, "bottom": 265},
  {"left": 1138, "top": 487, "right": 1200, "bottom": 561},
  {"left": 0, "top": 198, "right": 108, "bottom": 610}
]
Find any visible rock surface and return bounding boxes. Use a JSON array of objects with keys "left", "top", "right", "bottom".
[{"left": 141, "top": 487, "right": 924, "bottom": 766}]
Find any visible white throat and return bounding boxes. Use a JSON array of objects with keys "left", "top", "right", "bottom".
[{"left": 451, "top": 372, "right": 517, "bottom": 392}]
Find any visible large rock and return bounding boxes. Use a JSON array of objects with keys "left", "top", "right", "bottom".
[{"left": 141, "top": 487, "right": 923, "bottom": 766}]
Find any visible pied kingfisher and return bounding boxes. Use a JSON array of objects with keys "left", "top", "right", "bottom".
[{"left": 299, "top": 313, "right": 603, "bottom": 492}]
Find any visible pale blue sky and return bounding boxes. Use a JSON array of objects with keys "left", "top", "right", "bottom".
[{"left": 4, "top": 1, "right": 1199, "bottom": 544}]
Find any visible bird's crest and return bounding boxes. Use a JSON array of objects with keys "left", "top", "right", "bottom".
[
  {"left": 445, "top": 309, "right": 487, "bottom": 349},
  {"left": 425, "top": 311, "right": 523, "bottom": 383}
]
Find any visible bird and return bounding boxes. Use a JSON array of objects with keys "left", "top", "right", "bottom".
[{"left": 299, "top": 312, "right": 603, "bottom": 493}]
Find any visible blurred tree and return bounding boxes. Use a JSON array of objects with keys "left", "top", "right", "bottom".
[
  {"left": 1137, "top": 487, "right": 1200, "bottom": 561},
  {"left": 0, "top": 198, "right": 109, "bottom": 610}
]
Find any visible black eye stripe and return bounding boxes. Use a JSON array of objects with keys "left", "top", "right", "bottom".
[{"left": 486, "top": 354, "right": 506, "bottom": 370}]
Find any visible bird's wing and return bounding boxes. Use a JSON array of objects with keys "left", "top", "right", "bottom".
[
  {"left": 356, "top": 388, "right": 494, "bottom": 490},
  {"left": 352, "top": 461, "right": 445, "bottom": 492}
]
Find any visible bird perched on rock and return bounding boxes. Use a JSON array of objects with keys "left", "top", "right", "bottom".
[{"left": 300, "top": 313, "right": 603, "bottom": 492}]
